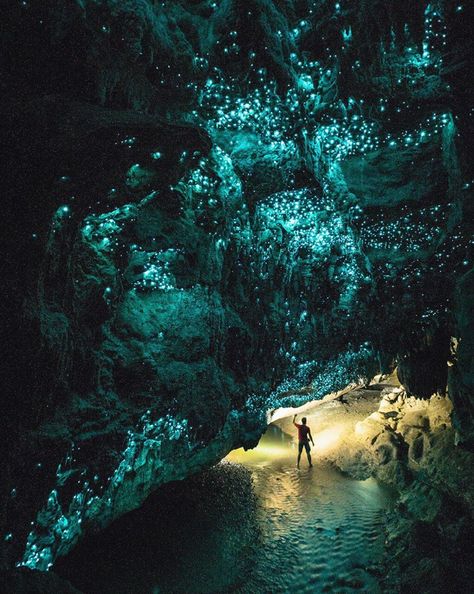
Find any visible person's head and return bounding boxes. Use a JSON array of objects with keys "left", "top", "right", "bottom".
[{"left": 302, "top": 417, "right": 307, "bottom": 425}]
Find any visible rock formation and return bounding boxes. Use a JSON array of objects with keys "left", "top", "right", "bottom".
[
  {"left": 1, "top": 0, "right": 472, "bottom": 578},
  {"left": 276, "top": 378, "right": 474, "bottom": 592}
]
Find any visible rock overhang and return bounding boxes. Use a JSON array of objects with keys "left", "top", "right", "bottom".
[{"left": 1, "top": 0, "right": 473, "bottom": 574}]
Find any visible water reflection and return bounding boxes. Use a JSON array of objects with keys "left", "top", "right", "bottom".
[
  {"left": 229, "top": 425, "right": 394, "bottom": 593},
  {"left": 56, "top": 424, "right": 394, "bottom": 594}
]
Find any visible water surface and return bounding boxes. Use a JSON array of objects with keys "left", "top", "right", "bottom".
[{"left": 56, "top": 424, "right": 394, "bottom": 593}]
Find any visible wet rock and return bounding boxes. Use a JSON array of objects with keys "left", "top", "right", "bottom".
[
  {"left": 449, "top": 268, "right": 474, "bottom": 450},
  {"left": 2, "top": 0, "right": 473, "bottom": 577},
  {"left": 0, "top": 568, "right": 82, "bottom": 594},
  {"left": 373, "top": 431, "right": 404, "bottom": 465},
  {"left": 355, "top": 418, "right": 384, "bottom": 445},
  {"left": 398, "top": 411, "right": 429, "bottom": 433},
  {"left": 404, "top": 429, "right": 426, "bottom": 463}
]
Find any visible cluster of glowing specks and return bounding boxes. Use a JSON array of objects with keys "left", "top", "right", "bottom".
[
  {"left": 193, "top": 73, "right": 301, "bottom": 174},
  {"left": 255, "top": 188, "right": 333, "bottom": 233},
  {"left": 245, "top": 344, "right": 377, "bottom": 418},
  {"left": 186, "top": 0, "right": 453, "bottom": 174},
  {"left": 308, "top": 110, "right": 452, "bottom": 166},
  {"left": 212, "top": 146, "right": 243, "bottom": 207},
  {"left": 421, "top": 2, "right": 448, "bottom": 65},
  {"left": 81, "top": 203, "right": 138, "bottom": 255},
  {"left": 180, "top": 158, "right": 220, "bottom": 198},
  {"left": 79, "top": 198, "right": 184, "bottom": 294},
  {"left": 18, "top": 341, "right": 378, "bottom": 572},
  {"left": 189, "top": 71, "right": 455, "bottom": 217},
  {"left": 252, "top": 188, "right": 367, "bottom": 306},
  {"left": 198, "top": 75, "right": 289, "bottom": 140},
  {"left": 17, "top": 0, "right": 473, "bottom": 577},
  {"left": 109, "top": 414, "right": 191, "bottom": 490},
  {"left": 20, "top": 414, "right": 191, "bottom": 571},
  {"left": 19, "top": 444, "right": 102, "bottom": 572},
  {"left": 359, "top": 204, "right": 452, "bottom": 256},
  {"left": 131, "top": 250, "right": 177, "bottom": 292},
  {"left": 365, "top": 3, "right": 449, "bottom": 97}
]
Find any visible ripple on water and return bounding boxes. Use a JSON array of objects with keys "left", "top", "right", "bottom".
[
  {"left": 229, "top": 427, "right": 393, "bottom": 594},
  {"left": 55, "top": 426, "right": 394, "bottom": 594}
]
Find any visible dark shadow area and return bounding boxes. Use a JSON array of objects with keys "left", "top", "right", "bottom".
[{"left": 55, "top": 463, "right": 259, "bottom": 594}]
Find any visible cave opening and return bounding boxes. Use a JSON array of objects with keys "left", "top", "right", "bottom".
[
  {"left": 2, "top": 0, "right": 474, "bottom": 592},
  {"left": 52, "top": 377, "right": 401, "bottom": 594}
]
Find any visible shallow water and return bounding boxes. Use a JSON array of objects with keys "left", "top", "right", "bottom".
[
  {"left": 56, "top": 425, "right": 395, "bottom": 594},
  {"left": 228, "top": 425, "right": 394, "bottom": 593}
]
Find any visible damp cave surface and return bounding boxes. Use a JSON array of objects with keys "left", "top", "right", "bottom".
[
  {"left": 2, "top": 1, "right": 474, "bottom": 592},
  {"left": 55, "top": 424, "right": 395, "bottom": 594}
]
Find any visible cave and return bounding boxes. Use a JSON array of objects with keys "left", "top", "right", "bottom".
[{"left": 1, "top": 1, "right": 473, "bottom": 592}]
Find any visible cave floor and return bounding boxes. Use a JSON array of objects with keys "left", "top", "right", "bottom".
[
  {"left": 56, "top": 425, "right": 396, "bottom": 594},
  {"left": 227, "top": 427, "right": 396, "bottom": 594}
]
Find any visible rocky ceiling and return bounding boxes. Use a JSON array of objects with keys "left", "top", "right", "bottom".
[{"left": 1, "top": 0, "right": 473, "bottom": 573}]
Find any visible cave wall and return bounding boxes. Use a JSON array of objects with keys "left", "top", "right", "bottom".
[
  {"left": 1, "top": 0, "right": 473, "bottom": 570},
  {"left": 293, "top": 384, "right": 474, "bottom": 593}
]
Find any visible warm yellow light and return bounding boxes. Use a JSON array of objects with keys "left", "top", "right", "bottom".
[
  {"left": 226, "top": 443, "right": 292, "bottom": 464},
  {"left": 269, "top": 407, "right": 298, "bottom": 423},
  {"left": 313, "top": 425, "right": 345, "bottom": 453}
]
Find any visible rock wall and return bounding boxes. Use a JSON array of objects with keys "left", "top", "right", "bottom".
[
  {"left": 1, "top": 0, "right": 473, "bottom": 572},
  {"left": 449, "top": 269, "right": 474, "bottom": 449},
  {"left": 277, "top": 382, "right": 474, "bottom": 593},
  {"left": 364, "top": 392, "right": 474, "bottom": 594}
]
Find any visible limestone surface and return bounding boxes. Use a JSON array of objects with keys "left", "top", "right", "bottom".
[{"left": 1, "top": 0, "right": 473, "bottom": 575}]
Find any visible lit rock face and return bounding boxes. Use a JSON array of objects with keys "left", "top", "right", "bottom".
[
  {"left": 449, "top": 269, "right": 474, "bottom": 448},
  {"left": 355, "top": 389, "right": 474, "bottom": 593},
  {"left": 277, "top": 384, "right": 474, "bottom": 592},
  {"left": 2, "top": 0, "right": 473, "bottom": 571}
]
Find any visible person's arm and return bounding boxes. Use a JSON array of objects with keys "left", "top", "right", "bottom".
[
  {"left": 308, "top": 429, "right": 314, "bottom": 445},
  {"left": 293, "top": 414, "right": 298, "bottom": 427}
]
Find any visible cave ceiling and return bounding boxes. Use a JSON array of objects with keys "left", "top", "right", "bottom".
[{"left": 1, "top": 0, "right": 473, "bottom": 571}]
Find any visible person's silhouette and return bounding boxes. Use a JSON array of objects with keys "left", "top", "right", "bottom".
[{"left": 293, "top": 415, "right": 314, "bottom": 469}]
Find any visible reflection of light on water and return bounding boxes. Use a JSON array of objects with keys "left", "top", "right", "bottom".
[
  {"left": 226, "top": 443, "right": 292, "bottom": 464},
  {"left": 226, "top": 424, "right": 295, "bottom": 464},
  {"left": 223, "top": 418, "right": 395, "bottom": 592},
  {"left": 355, "top": 476, "right": 396, "bottom": 507}
]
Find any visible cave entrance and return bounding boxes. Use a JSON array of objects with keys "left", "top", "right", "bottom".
[
  {"left": 56, "top": 379, "right": 399, "bottom": 594},
  {"left": 228, "top": 373, "right": 400, "bottom": 467},
  {"left": 219, "top": 379, "right": 399, "bottom": 592}
]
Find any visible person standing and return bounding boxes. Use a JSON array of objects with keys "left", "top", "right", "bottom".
[{"left": 293, "top": 415, "right": 314, "bottom": 469}]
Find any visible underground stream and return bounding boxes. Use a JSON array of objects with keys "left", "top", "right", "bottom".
[
  {"left": 54, "top": 422, "right": 395, "bottom": 594},
  {"left": 3, "top": 3, "right": 474, "bottom": 592}
]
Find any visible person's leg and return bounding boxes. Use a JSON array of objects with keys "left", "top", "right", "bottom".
[
  {"left": 305, "top": 442, "right": 312, "bottom": 467},
  {"left": 297, "top": 442, "right": 303, "bottom": 468}
]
